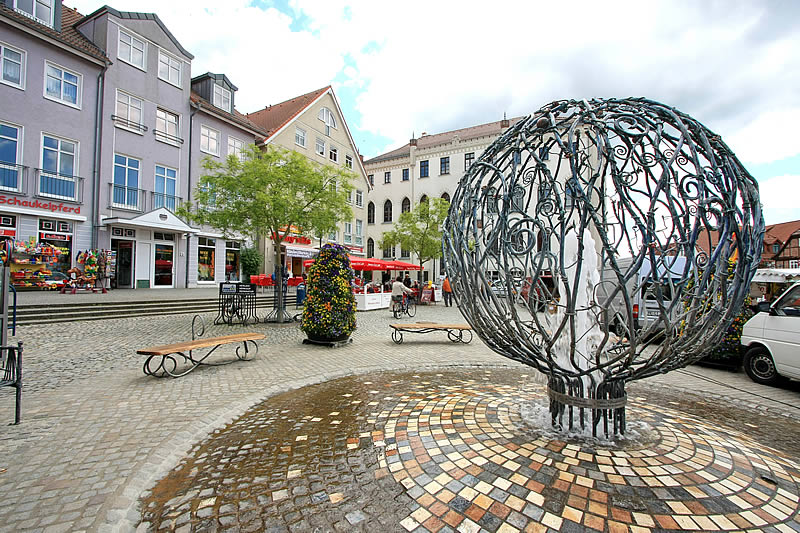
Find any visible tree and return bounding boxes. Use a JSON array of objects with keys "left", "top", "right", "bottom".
[
  {"left": 380, "top": 197, "right": 450, "bottom": 278},
  {"left": 179, "top": 145, "right": 354, "bottom": 322}
]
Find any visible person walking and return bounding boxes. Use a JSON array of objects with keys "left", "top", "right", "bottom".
[{"left": 442, "top": 276, "right": 453, "bottom": 307}]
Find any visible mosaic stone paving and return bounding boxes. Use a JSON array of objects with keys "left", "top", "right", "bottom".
[{"left": 140, "top": 370, "right": 800, "bottom": 532}]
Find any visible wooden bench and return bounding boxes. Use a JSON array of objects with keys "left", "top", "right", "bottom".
[
  {"left": 389, "top": 322, "right": 473, "bottom": 344},
  {"left": 0, "top": 342, "right": 23, "bottom": 424},
  {"left": 138, "top": 316, "right": 265, "bottom": 378}
]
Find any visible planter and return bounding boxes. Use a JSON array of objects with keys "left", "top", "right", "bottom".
[{"left": 307, "top": 332, "right": 350, "bottom": 343}]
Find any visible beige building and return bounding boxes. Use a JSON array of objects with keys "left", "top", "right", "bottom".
[
  {"left": 363, "top": 116, "right": 522, "bottom": 282},
  {"left": 246, "top": 86, "right": 371, "bottom": 277}
]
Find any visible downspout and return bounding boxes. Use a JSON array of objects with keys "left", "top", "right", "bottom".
[
  {"left": 91, "top": 62, "right": 109, "bottom": 249},
  {"left": 185, "top": 103, "right": 199, "bottom": 288}
]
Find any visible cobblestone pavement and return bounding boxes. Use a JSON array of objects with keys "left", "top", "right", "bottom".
[{"left": 0, "top": 302, "right": 797, "bottom": 533}]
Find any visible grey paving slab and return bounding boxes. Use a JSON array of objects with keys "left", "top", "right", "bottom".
[{"left": 0, "top": 302, "right": 796, "bottom": 532}]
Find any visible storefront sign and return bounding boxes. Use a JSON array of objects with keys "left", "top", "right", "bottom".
[
  {"left": 0, "top": 229, "right": 15, "bottom": 237},
  {"left": 344, "top": 245, "right": 363, "bottom": 253},
  {"left": 271, "top": 233, "right": 312, "bottom": 245},
  {"left": 40, "top": 232, "right": 71, "bottom": 241},
  {"left": 0, "top": 195, "right": 81, "bottom": 214}
]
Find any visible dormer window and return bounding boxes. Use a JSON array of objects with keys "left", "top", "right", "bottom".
[
  {"left": 213, "top": 84, "right": 231, "bottom": 113},
  {"left": 14, "top": 0, "right": 53, "bottom": 28},
  {"left": 318, "top": 107, "right": 337, "bottom": 136}
]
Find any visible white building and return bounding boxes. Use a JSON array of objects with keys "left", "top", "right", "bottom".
[{"left": 363, "top": 116, "right": 522, "bottom": 282}]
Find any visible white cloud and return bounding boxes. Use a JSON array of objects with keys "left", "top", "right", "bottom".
[{"left": 758, "top": 174, "right": 800, "bottom": 210}]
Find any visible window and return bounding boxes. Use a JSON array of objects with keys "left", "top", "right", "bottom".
[
  {"left": 13, "top": 0, "right": 53, "bottom": 27},
  {"left": 318, "top": 107, "right": 337, "bottom": 135},
  {"left": 213, "top": 84, "right": 231, "bottom": 112},
  {"left": 329, "top": 146, "right": 338, "bottom": 163},
  {"left": 384, "top": 171, "right": 391, "bottom": 184},
  {"left": 115, "top": 91, "right": 144, "bottom": 132},
  {"left": 45, "top": 62, "right": 80, "bottom": 107},
  {"left": 225, "top": 241, "right": 241, "bottom": 281},
  {"left": 344, "top": 221, "right": 352, "bottom": 244},
  {"left": 112, "top": 154, "right": 139, "bottom": 208},
  {"left": 355, "top": 219, "right": 363, "bottom": 246},
  {"left": 420, "top": 194, "right": 428, "bottom": 205},
  {"left": 402, "top": 168, "right": 409, "bottom": 181},
  {"left": 383, "top": 200, "right": 392, "bottom": 222},
  {"left": 401, "top": 197, "right": 410, "bottom": 213},
  {"left": 158, "top": 50, "right": 181, "bottom": 87},
  {"left": 0, "top": 122, "right": 22, "bottom": 191},
  {"left": 464, "top": 152, "right": 474, "bottom": 170},
  {"left": 367, "top": 238, "right": 374, "bottom": 258},
  {"left": 790, "top": 259, "right": 800, "bottom": 269},
  {"left": 155, "top": 165, "right": 177, "bottom": 211},
  {"left": 440, "top": 156, "right": 450, "bottom": 175},
  {"left": 295, "top": 127, "right": 306, "bottom": 148},
  {"left": 347, "top": 189, "right": 353, "bottom": 204},
  {"left": 40, "top": 135, "right": 77, "bottom": 200},
  {"left": 200, "top": 126, "right": 219, "bottom": 156},
  {"left": 328, "top": 229, "right": 337, "bottom": 241},
  {"left": 155, "top": 109, "right": 180, "bottom": 144},
  {"left": 441, "top": 192, "right": 451, "bottom": 202},
  {"left": 383, "top": 244, "right": 394, "bottom": 259},
  {"left": 368, "top": 174, "right": 374, "bottom": 186},
  {"left": 420, "top": 160, "right": 429, "bottom": 178},
  {"left": 118, "top": 30, "right": 145, "bottom": 69},
  {"left": 511, "top": 185, "right": 525, "bottom": 211},
  {"left": 773, "top": 244, "right": 780, "bottom": 254},
  {"left": 539, "top": 146, "right": 550, "bottom": 160},
  {"left": 345, "top": 155, "right": 353, "bottom": 169},
  {"left": 316, "top": 137, "right": 325, "bottom": 156},
  {"left": 355, "top": 189, "right": 363, "bottom": 207},
  {"left": 367, "top": 202, "right": 375, "bottom": 224},
  {"left": 401, "top": 247, "right": 410, "bottom": 258},
  {"left": 228, "top": 137, "right": 245, "bottom": 160},
  {"left": 198, "top": 237, "right": 216, "bottom": 282},
  {"left": 1, "top": 42, "right": 25, "bottom": 89}
]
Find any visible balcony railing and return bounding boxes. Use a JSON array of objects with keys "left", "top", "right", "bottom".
[
  {"left": 154, "top": 129, "right": 184, "bottom": 145},
  {"left": 0, "top": 162, "right": 26, "bottom": 194},
  {"left": 111, "top": 115, "right": 147, "bottom": 133},
  {"left": 152, "top": 191, "right": 180, "bottom": 212},
  {"left": 109, "top": 183, "right": 146, "bottom": 211},
  {"left": 35, "top": 169, "right": 83, "bottom": 202}
]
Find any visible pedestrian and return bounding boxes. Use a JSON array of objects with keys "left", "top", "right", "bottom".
[
  {"left": 442, "top": 275, "right": 453, "bottom": 307},
  {"left": 392, "top": 275, "right": 413, "bottom": 304},
  {"left": 403, "top": 273, "right": 412, "bottom": 288}
]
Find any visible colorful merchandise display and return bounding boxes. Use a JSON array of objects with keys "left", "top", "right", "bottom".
[{"left": 9, "top": 238, "right": 65, "bottom": 290}]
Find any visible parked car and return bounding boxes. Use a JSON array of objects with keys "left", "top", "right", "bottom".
[{"left": 740, "top": 282, "right": 800, "bottom": 385}]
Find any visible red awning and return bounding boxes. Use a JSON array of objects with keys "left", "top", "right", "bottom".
[
  {"left": 302, "top": 255, "right": 390, "bottom": 271},
  {"left": 383, "top": 260, "right": 422, "bottom": 271}
]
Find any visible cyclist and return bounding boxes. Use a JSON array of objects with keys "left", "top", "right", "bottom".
[{"left": 392, "top": 275, "right": 414, "bottom": 311}]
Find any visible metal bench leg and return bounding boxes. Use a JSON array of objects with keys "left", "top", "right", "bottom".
[
  {"left": 391, "top": 329, "right": 404, "bottom": 344},
  {"left": 13, "top": 382, "right": 20, "bottom": 425}
]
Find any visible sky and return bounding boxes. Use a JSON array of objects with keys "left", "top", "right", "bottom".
[{"left": 69, "top": 0, "right": 800, "bottom": 225}]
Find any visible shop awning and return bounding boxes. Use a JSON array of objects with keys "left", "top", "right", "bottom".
[
  {"left": 383, "top": 260, "right": 422, "bottom": 271},
  {"left": 101, "top": 207, "right": 199, "bottom": 234},
  {"left": 284, "top": 244, "right": 318, "bottom": 258},
  {"left": 751, "top": 268, "right": 800, "bottom": 283},
  {"left": 302, "top": 255, "right": 388, "bottom": 271}
]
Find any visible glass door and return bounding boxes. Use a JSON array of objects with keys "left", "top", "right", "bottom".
[{"left": 154, "top": 243, "right": 174, "bottom": 287}]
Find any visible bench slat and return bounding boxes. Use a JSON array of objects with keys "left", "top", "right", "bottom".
[
  {"left": 137, "top": 333, "right": 265, "bottom": 356},
  {"left": 390, "top": 324, "right": 471, "bottom": 330}
]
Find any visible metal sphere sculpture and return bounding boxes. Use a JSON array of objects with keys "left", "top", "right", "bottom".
[{"left": 443, "top": 98, "right": 764, "bottom": 436}]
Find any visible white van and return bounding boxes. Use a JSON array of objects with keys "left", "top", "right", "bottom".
[
  {"left": 740, "top": 282, "right": 800, "bottom": 385},
  {"left": 599, "top": 256, "right": 688, "bottom": 334}
]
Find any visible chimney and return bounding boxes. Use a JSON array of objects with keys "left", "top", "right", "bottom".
[
  {"left": 359, "top": 154, "right": 364, "bottom": 163},
  {"left": 501, "top": 112, "right": 510, "bottom": 128},
  {"left": 409, "top": 132, "right": 417, "bottom": 147}
]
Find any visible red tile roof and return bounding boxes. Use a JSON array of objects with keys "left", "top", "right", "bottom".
[
  {"left": 364, "top": 116, "right": 525, "bottom": 164},
  {"left": 764, "top": 220, "right": 800, "bottom": 246},
  {"left": 245, "top": 86, "right": 330, "bottom": 140},
  {"left": 190, "top": 92, "right": 268, "bottom": 137},
  {"left": 0, "top": 4, "right": 106, "bottom": 63}
]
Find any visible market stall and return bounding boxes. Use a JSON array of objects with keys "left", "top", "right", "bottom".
[{"left": 303, "top": 255, "right": 392, "bottom": 311}]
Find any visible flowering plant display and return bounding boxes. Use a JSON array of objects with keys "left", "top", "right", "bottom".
[{"left": 301, "top": 243, "right": 357, "bottom": 339}]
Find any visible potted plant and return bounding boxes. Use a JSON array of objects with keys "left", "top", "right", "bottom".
[{"left": 301, "top": 244, "right": 357, "bottom": 344}]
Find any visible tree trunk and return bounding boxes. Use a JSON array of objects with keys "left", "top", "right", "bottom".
[{"left": 274, "top": 245, "right": 285, "bottom": 323}]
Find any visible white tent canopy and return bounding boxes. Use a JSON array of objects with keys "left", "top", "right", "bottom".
[{"left": 751, "top": 268, "right": 800, "bottom": 283}]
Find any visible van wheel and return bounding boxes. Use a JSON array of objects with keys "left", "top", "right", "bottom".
[{"left": 743, "top": 346, "right": 780, "bottom": 385}]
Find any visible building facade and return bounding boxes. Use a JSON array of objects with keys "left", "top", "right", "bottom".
[{"left": 363, "top": 117, "right": 521, "bottom": 281}]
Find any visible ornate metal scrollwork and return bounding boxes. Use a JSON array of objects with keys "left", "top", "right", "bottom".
[{"left": 443, "top": 97, "right": 764, "bottom": 436}]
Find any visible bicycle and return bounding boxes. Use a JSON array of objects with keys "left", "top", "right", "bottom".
[{"left": 392, "top": 293, "right": 416, "bottom": 319}]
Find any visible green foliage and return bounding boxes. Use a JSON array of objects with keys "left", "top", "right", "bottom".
[
  {"left": 301, "top": 244, "right": 357, "bottom": 339},
  {"left": 240, "top": 247, "right": 262, "bottom": 278},
  {"left": 178, "top": 145, "right": 354, "bottom": 254},
  {"left": 380, "top": 198, "right": 450, "bottom": 268}
]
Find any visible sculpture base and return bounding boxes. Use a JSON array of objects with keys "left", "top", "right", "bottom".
[{"left": 547, "top": 378, "right": 627, "bottom": 437}]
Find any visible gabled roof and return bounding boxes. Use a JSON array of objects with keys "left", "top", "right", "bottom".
[
  {"left": 192, "top": 72, "right": 237, "bottom": 91},
  {"left": 764, "top": 220, "right": 800, "bottom": 246},
  {"left": 78, "top": 5, "right": 194, "bottom": 60},
  {"left": 190, "top": 91, "right": 268, "bottom": 137},
  {"left": 0, "top": 4, "right": 107, "bottom": 63},
  {"left": 364, "top": 116, "right": 525, "bottom": 165},
  {"left": 246, "top": 86, "right": 330, "bottom": 139}
]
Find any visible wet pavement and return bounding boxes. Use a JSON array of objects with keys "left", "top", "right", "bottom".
[{"left": 140, "top": 369, "right": 800, "bottom": 533}]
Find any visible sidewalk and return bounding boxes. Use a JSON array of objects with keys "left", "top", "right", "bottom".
[{"left": 12, "top": 287, "right": 227, "bottom": 306}]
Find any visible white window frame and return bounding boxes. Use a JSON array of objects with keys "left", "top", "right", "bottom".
[
  {"left": 315, "top": 137, "right": 325, "bottom": 156},
  {"left": 318, "top": 107, "right": 337, "bottom": 136},
  {"left": 157, "top": 49, "right": 182, "bottom": 87},
  {"left": 155, "top": 108, "right": 180, "bottom": 145},
  {"left": 355, "top": 219, "right": 363, "bottom": 246},
  {"left": 43, "top": 61, "right": 82, "bottom": 109},
  {"left": 344, "top": 221, "right": 352, "bottom": 244},
  {"left": 295, "top": 127, "right": 306, "bottom": 148},
  {"left": 213, "top": 84, "right": 232, "bottom": 112},
  {"left": 345, "top": 154, "right": 353, "bottom": 169},
  {"left": 0, "top": 41, "right": 26, "bottom": 90},
  {"left": 117, "top": 28, "right": 146, "bottom": 70},
  {"left": 200, "top": 125, "right": 220, "bottom": 156},
  {"left": 13, "top": 0, "right": 54, "bottom": 27},
  {"left": 329, "top": 146, "right": 338, "bottom": 163},
  {"left": 0, "top": 121, "right": 23, "bottom": 192},
  {"left": 39, "top": 132, "right": 78, "bottom": 200},
  {"left": 112, "top": 153, "right": 140, "bottom": 209},
  {"left": 114, "top": 90, "right": 144, "bottom": 133},
  {"left": 355, "top": 189, "right": 363, "bottom": 207},
  {"left": 154, "top": 164, "right": 178, "bottom": 211},
  {"left": 228, "top": 136, "right": 245, "bottom": 160}
]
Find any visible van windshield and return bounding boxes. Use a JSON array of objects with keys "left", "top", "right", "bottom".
[{"left": 642, "top": 280, "right": 676, "bottom": 301}]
